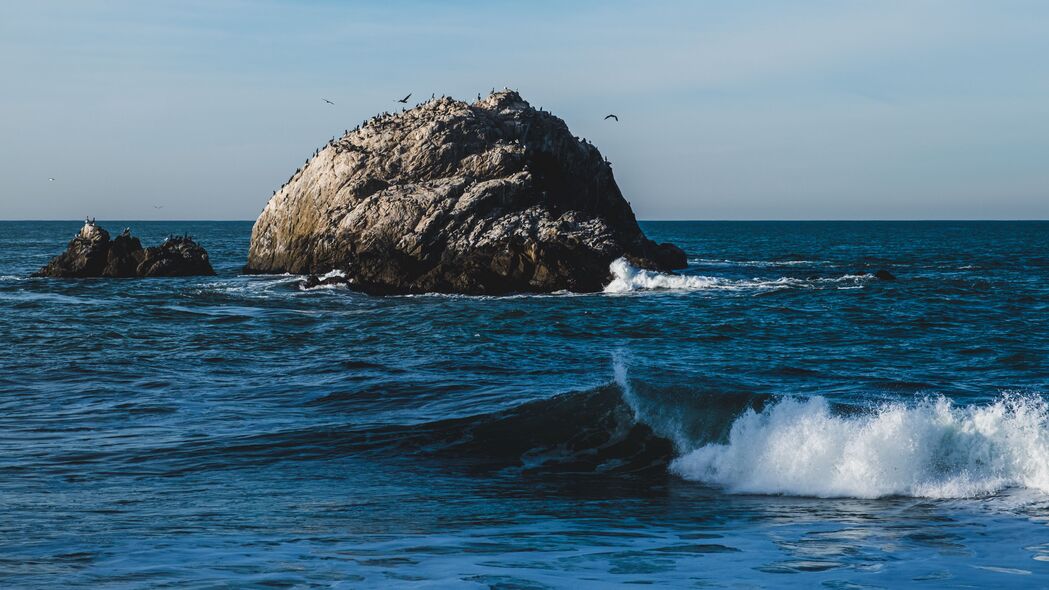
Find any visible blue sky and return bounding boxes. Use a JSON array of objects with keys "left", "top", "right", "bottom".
[{"left": 1, "top": 1, "right": 1047, "bottom": 219}]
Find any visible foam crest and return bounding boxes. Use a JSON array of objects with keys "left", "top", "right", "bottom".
[
  {"left": 670, "top": 395, "right": 1049, "bottom": 499},
  {"left": 612, "top": 352, "right": 698, "bottom": 452},
  {"left": 603, "top": 258, "right": 868, "bottom": 293}
]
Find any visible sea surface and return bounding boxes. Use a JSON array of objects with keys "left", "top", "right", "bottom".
[{"left": 1, "top": 220, "right": 1047, "bottom": 589}]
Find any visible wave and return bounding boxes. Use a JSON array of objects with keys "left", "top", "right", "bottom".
[
  {"left": 603, "top": 258, "right": 870, "bottom": 293},
  {"left": 81, "top": 354, "right": 1048, "bottom": 501},
  {"left": 407, "top": 362, "right": 1049, "bottom": 500},
  {"left": 670, "top": 394, "right": 1049, "bottom": 499},
  {"left": 299, "top": 269, "right": 350, "bottom": 291},
  {"left": 407, "top": 357, "right": 1049, "bottom": 499}
]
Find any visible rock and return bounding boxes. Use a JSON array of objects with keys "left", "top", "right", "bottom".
[
  {"left": 138, "top": 236, "right": 216, "bottom": 277},
  {"left": 104, "top": 233, "right": 145, "bottom": 277},
  {"left": 33, "top": 221, "right": 112, "bottom": 278},
  {"left": 33, "top": 222, "right": 215, "bottom": 278},
  {"left": 873, "top": 269, "right": 896, "bottom": 281},
  {"left": 300, "top": 273, "right": 348, "bottom": 290},
  {"left": 245, "top": 90, "right": 687, "bottom": 294}
]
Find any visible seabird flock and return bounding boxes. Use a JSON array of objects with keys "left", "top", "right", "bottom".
[{"left": 319, "top": 92, "right": 620, "bottom": 122}]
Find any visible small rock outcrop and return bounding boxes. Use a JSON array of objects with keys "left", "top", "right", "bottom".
[
  {"left": 245, "top": 90, "right": 686, "bottom": 294},
  {"left": 33, "top": 221, "right": 216, "bottom": 278}
]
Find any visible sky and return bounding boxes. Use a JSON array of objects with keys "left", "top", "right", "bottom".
[{"left": 1, "top": 1, "right": 1047, "bottom": 220}]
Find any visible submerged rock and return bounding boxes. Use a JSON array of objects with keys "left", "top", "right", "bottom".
[
  {"left": 245, "top": 90, "right": 686, "bottom": 294},
  {"left": 33, "top": 221, "right": 215, "bottom": 278}
]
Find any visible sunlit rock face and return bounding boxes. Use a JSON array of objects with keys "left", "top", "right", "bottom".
[{"left": 245, "top": 90, "right": 685, "bottom": 295}]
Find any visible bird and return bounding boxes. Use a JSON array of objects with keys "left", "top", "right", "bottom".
[
  {"left": 397, "top": 93, "right": 412, "bottom": 104},
  {"left": 153, "top": 205, "right": 163, "bottom": 209},
  {"left": 604, "top": 114, "right": 619, "bottom": 121},
  {"left": 48, "top": 178, "right": 55, "bottom": 182},
  {"left": 322, "top": 98, "right": 335, "bottom": 105}
]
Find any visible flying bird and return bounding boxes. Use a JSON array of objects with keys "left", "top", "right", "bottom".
[
  {"left": 604, "top": 114, "right": 619, "bottom": 121},
  {"left": 48, "top": 178, "right": 55, "bottom": 182},
  {"left": 322, "top": 98, "right": 335, "bottom": 105},
  {"left": 397, "top": 93, "right": 412, "bottom": 104},
  {"left": 153, "top": 205, "right": 163, "bottom": 209}
]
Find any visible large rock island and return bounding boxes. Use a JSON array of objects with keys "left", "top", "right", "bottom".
[
  {"left": 245, "top": 90, "right": 686, "bottom": 294},
  {"left": 34, "top": 220, "right": 215, "bottom": 278}
]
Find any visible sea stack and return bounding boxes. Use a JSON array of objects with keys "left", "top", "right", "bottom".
[
  {"left": 33, "top": 221, "right": 215, "bottom": 278},
  {"left": 245, "top": 90, "right": 686, "bottom": 294}
]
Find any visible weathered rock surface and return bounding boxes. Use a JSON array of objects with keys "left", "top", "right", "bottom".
[
  {"left": 33, "top": 221, "right": 215, "bottom": 278},
  {"left": 245, "top": 90, "right": 686, "bottom": 294}
]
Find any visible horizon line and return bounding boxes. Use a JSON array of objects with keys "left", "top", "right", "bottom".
[{"left": 1, "top": 218, "right": 1046, "bottom": 223}]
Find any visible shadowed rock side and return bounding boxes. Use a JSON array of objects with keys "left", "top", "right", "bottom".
[
  {"left": 245, "top": 90, "right": 686, "bottom": 294},
  {"left": 33, "top": 222, "right": 215, "bottom": 278}
]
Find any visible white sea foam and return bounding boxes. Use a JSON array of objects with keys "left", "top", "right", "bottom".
[
  {"left": 318, "top": 269, "right": 346, "bottom": 281},
  {"left": 297, "top": 269, "right": 350, "bottom": 291},
  {"left": 669, "top": 395, "right": 1049, "bottom": 499},
  {"left": 603, "top": 258, "right": 868, "bottom": 293}
]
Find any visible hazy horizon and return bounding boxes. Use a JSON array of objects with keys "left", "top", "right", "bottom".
[{"left": 2, "top": 1, "right": 1048, "bottom": 221}]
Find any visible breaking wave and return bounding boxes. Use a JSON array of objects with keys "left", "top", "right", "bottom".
[
  {"left": 603, "top": 258, "right": 869, "bottom": 293},
  {"left": 408, "top": 360, "right": 1049, "bottom": 500},
  {"left": 298, "top": 269, "right": 349, "bottom": 291},
  {"left": 66, "top": 352, "right": 1049, "bottom": 503},
  {"left": 670, "top": 394, "right": 1049, "bottom": 499}
]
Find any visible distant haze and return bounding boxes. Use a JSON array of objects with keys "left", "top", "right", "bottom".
[{"left": 1, "top": 1, "right": 1047, "bottom": 220}]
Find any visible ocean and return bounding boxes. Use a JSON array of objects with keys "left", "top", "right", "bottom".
[{"left": 1, "top": 220, "right": 1047, "bottom": 588}]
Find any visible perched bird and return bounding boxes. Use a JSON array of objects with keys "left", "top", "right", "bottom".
[
  {"left": 604, "top": 114, "right": 619, "bottom": 121},
  {"left": 397, "top": 93, "right": 412, "bottom": 104},
  {"left": 322, "top": 98, "right": 335, "bottom": 105}
]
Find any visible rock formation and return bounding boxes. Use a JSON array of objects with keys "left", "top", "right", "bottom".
[
  {"left": 245, "top": 90, "right": 686, "bottom": 294},
  {"left": 33, "top": 221, "right": 215, "bottom": 278}
]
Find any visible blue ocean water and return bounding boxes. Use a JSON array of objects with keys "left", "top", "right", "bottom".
[{"left": 1, "top": 220, "right": 1047, "bottom": 589}]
